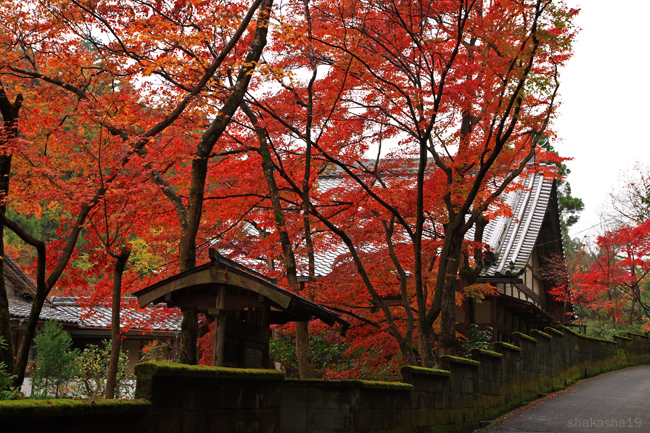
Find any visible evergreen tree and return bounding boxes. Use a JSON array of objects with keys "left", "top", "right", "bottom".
[
  {"left": 32, "top": 320, "right": 78, "bottom": 398},
  {"left": 542, "top": 141, "right": 584, "bottom": 252}
]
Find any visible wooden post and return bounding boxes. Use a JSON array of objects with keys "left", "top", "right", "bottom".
[{"left": 212, "top": 285, "right": 227, "bottom": 367}]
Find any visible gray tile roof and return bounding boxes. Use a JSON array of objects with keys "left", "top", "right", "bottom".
[
  {"left": 230, "top": 217, "right": 350, "bottom": 279},
  {"left": 9, "top": 297, "right": 181, "bottom": 332},
  {"left": 225, "top": 161, "right": 557, "bottom": 283},
  {"left": 481, "top": 172, "right": 555, "bottom": 276},
  {"left": 314, "top": 176, "right": 344, "bottom": 193},
  {"left": 5, "top": 256, "right": 37, "bottom": 301},
  {"left": 303, "top": 244, "right": 350, "bottom": 278}
]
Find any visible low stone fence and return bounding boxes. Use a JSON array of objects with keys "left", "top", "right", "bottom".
[
  {"left": 2, "top": 327, "right": 650, "bottom": 433},
  {"left": 270, "top": 328, "right": 650, "bottom": 433},
  {"left": 134, "top": 363, "right": 285, "bottom": 432},
  {"left": 0, "top": 398, "right": 151, "bottom": 433}
]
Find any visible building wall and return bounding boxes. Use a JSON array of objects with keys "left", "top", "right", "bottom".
[
  {"left": 523, "top": 249, "right": 542, "bottom": 297},
  {"left": 123, "top": 339, "right": 143, "bottom": 371}
]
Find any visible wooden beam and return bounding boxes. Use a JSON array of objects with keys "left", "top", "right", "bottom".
[
  {"left": 476, "top": 277, "right": 524, "bottom": 284},
  {"left": 212, "top": 286, "right": 227, "bottom": 367},
  {"left": 136, "top": 264, "right": 292, "bottom": 309},
  {"left": 137, "top": 267, "right": 218, "bottom": 307},
  {"left": 514, "top": 283, "right": 545, "bottom": 307},
  {"left": 166, "top": 292, "right": 268, "bottom": 311},
  {"left": 215, "top": 268, "right": 291, "bottom": 309}
]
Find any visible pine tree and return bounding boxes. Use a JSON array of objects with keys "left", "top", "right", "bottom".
[{"left": 32, "top": 320, "right": 78, "bottom": 398}]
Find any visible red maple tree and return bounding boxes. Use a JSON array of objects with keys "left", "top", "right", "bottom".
[{"left": 0, "top": 0, "right": 580, "bottom": 379}]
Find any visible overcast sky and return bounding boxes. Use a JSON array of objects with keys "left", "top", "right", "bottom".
[{"left": 554, "top": 0, "right": 650, "bottom": 241}]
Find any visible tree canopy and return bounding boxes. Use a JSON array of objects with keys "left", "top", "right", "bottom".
[{"left": 0, "top": 0, "right": 579, "bottom": 379}]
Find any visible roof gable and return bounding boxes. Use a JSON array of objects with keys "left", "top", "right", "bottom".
[
  {"left": 134, "top": 250, "right": 349, "bottom": 330},
  {"left": 481, "top": 172, "right": 563, "bottom": 276},
  {"left": 5, "top": 256, "right": 37, "bottom": 301}
]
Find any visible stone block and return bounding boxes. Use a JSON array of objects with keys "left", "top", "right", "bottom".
[
  {"left": 280, "top": 406, "right": 307, "bottom": 433},
  {"left": 308, "top": 386, "right": 351, "bottom": 410},
  {"left": 307, "top": 408, "right": 350, "bottom": 432},
  {"left": 282, "top": 384, "right": 311, "bottom": 409}
]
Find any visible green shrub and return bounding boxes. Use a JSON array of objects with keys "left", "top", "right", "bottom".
[
  {"left": 583, "top": 319, "right": 645, "bottom": 340},
  {"left": 270, "top": 329, "right": 392, "bottom": 380},
  {"left": 31, "top": 320, "right": 78, "bottom": 398},
  {"left": 0, "top": 337, "right": 18, "bottom": 400},
  {"left": 70, "top": 341, "right": 134, "bottom": 399},
  {"left": 140, "top": 339, "right": 175, "bottom": 363},
  {"left": 462, "top": 324, "right": 495, "bottom": 356}
]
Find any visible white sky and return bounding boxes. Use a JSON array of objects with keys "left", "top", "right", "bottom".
[{"left": 554, "top": 0, "right": 650, "bottom": 241}]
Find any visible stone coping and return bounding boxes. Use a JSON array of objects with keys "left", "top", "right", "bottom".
[
  {"left": 513, "top": 332, "right": 538, "bottom": 343},
  {"left": 440, "top": 355, "right": 480, "bottom": 367}
]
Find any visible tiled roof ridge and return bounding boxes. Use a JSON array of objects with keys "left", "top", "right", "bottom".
[
  {"left": 9, "top": 297, "right": 181, "bottom": 331},
  {"left": 481, "top": 171, "right": 556, "bottom": 276}
]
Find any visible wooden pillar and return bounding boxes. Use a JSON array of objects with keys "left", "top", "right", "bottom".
[{"left": 212, "top": 285, "right": 227, "bottom": 367}]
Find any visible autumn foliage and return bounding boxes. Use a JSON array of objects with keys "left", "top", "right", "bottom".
[
  {"left": 552, "top": 220, "right": 650, "bottom": 332},
  {"left": 1, "top": 0, "right": 579, "bottom": 380}
]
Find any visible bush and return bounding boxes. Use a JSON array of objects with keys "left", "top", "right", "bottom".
[
  {"left": 31, "top": 320, "right": 78, "bottom": 398},
  {"left": 140, "top": 339, "right": 175, "bottom": 363},
  {"left": 270, "top": 328, "right": 392, "bottom": 380},
  {"left": 583, "top": 319, "right": 645, "bottom": 340},
  {"left": 462, "top": 324, "right": 494, "bottom": 356},
  {"left": 70, "top": 341, "right": 134, "bottom": 399},
  {"left": 0, "top": 337, "right": 18, "bottom": 400}
]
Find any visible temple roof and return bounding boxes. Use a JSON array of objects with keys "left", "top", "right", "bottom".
[
  {"left": 134, "top": 250, "right": 349, "bottom": 333},
  {"left": 9, "top": 297, "right": 182, "bottom": 332},
  {"left": 480, "top": 172, "right": 563, "bottom": 276}
]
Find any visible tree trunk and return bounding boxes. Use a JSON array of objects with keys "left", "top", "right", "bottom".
[
  {"left": 294, "top": 321, "right": 314, "bottom": 378},
  {"left": 178, "top": 225, "right": 198, "bottom": 364},
  {"left": 174, "top": 0, "right": 273, "bottom": 364},
  {"left": 440, "top": 276, "right": 459, "bottom": 356},
  {"left": 105, "top": 247, "right": 131, "bottom": 399},
  {"left": 1, "top": 204, "right": 93, "bottom": 387},
  {"left": 438, "top": 232, "right": 464, "bottom": 356},
  {"left": 178, "top": 308, "right": 199, "bottom": 364},
  {"left": 461, "top": 216, "right": 487, "bottom": 329},
  {"left": 242, "top": 103, "right": 315, "bottom": 378},
  {"left": 382, "top": 219, "right": 418, "bottom": 366},
  {"left": 0, "top": 85, "right": 20, "bottom": 371},
  {"left": 0, "top": 220, "right": 12, "bottom": 371}
]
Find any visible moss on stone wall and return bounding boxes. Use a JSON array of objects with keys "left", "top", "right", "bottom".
[
  {"left": 354, "top": 380, "right": 413, "bottom": 390},
  {"left": 494, "top": 342, "right": 522, "bottom": 352},
  {"left": 134, "top": 361, "right": 285, "bottom": 400},
  {"left": 0, "top": 399, "right": 151, "bottom": 418},
  {"left": 628, "top": 332, "right": 650, "bottom": 339},
  {"left": 440, "top": 355, "right": 480, "bottom": 367},
  {"left": 400, "top": 365, "right": 452, "bottom": 377},
  {"left": 531, "top": 330, "right": 551, "bottom": 339},
  {"left": 285, "top": 377, "right": 412, "bottom": 390},
  {"left": 559, "top": 326, "right": 617, "bottom": 344},
  {"left": 545, "top": 327, "right": 564, "bottom": 336},
  {"left": 472, "top": 349, "right": 504, "bottom": 358},
  {"left": 513, "top": 332, "right": 538, "bottom": 343},
  {"left": 135, "top": 361, "right": 285, "bottom": 380}
]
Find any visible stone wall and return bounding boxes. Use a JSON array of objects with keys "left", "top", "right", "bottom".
[
  {"left": 134, "top": 327, "right": 650, "bottom": 433},
  {"left": 135, "top": 362, "right": 285, "bottom": 433},
  {"left": 0, "top": 399, "right": 151, "bottom": 433},
  {"left": 394, "top": 328, "right": 650, "bottom": 433},
  {"left": 3, "top": 327, "right": 650, "bottom": 433}
]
